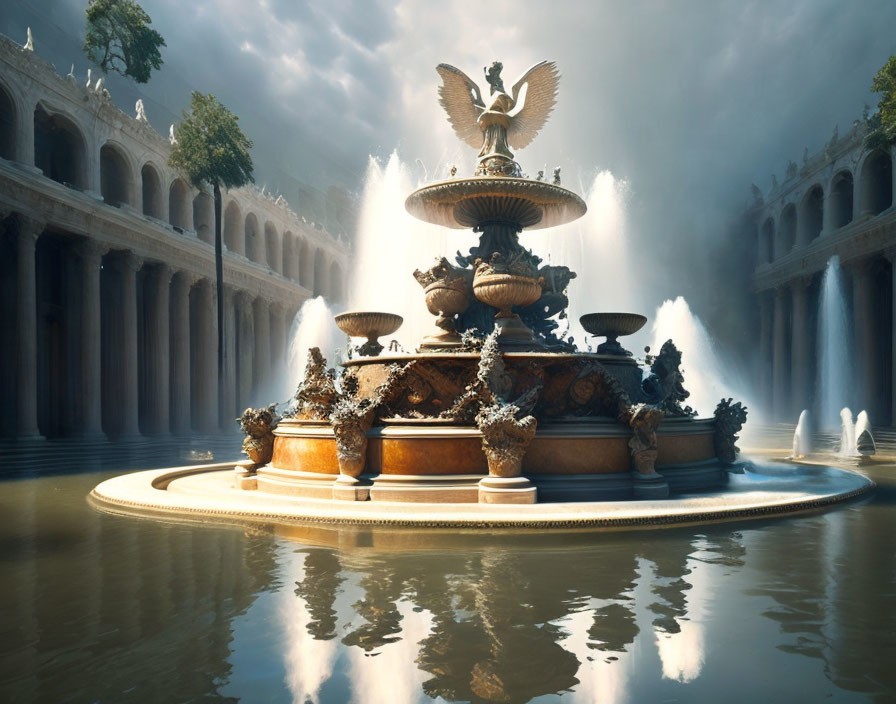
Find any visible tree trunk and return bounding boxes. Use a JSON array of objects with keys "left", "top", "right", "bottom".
[{"left": 214, "top": 183, "right": 224, "bottom": 418}]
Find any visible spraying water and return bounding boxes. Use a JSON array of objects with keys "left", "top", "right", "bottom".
[
  {"left": 855, "top": 410, "right": 876, "bottom": 455},
  {"left": 838, "top": 407, "right": 857, "bottom": 457},
  {"left": 651, "top": 296, "right": 753, "bottom": 418},
  {"left": 286, "top": 297, "right": 344, "bottom": 395},
  {"left": 791, "top": 409, "right": 811, "bottom": 458},
  {"left": 348, "top": 152, "right": 464, "bottom": 348},
  {"left": 818, "top": 256, "right": 852, "bottom": 430},
  {"left": 526, "top": 171, "right": 635, "bottom": 347}
]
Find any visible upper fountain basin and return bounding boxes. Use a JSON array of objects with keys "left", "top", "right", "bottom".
[{"left": 405, "top": 177, "right": 587, "bottom": 230}]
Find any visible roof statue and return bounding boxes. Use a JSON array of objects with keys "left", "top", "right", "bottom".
[{"left": 436, "top": 60, "right": 559, "bottom": 177}]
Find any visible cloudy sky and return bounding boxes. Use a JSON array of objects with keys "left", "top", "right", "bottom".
[{"left": 4, "top": 0, "right": 896, "bottom": 342}]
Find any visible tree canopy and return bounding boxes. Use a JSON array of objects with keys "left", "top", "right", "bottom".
[
  {"left": 84, "top": 0, "right": 166, "bottom": 84},
  {"left": 169, "top": 92, "right": 255, "bottom": 191},
  {"left": 866, "top": 55, "right": 896, "bottom": 148}
]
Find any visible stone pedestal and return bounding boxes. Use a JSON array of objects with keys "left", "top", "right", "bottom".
[
  {"left": 630, "top": 471, "right": 670, "bottom": 499},
  {"left": 478, "top": 476, "right": 537, "bottom": 504},
  {"left": 331, "top": 475, "right": 370, "bottom": 501}
]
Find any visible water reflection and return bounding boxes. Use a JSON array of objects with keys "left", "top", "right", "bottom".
[{"left": 1, "top": 471, "right": 894, "bottom": 702}]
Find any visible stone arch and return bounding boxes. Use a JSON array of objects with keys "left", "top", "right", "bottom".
[
  {"left": 282, "top": 231, "right": 296, "bottom": 280},
  {"left": 33, "top": 102, "right": 87, "bottom": 189},
  {"left": 298, "top": 238, "right": 312, "bottom": 289},
  {"left": 168, "top": 178, "right": 191, "bottom": 231},
  {"left": 760, "top": 218, "right": 774, "bottom": 264},
  {"left": 0, "top": 80, "right": 16, "bottom": 161},
  {"left": 858, "top": 149, "right": 892, "bottom": 216},
  {"left": 223, "top": 200, "right": 243, "bottom": 255},
  {"left": 244, "top": 212, "right": 260, "bottom": 263},
  {"left": 830, "top": 170, "right": 854, "bottom": 229},
  {"left": 141, "top": 162, "right": 163, "bottom": 218},
  {"left": 329, "top": 261, "right": 344, "bottom": 302},
  {"left": 799, "top": 184, "right": 823, "bottom": 244},
  {"left": 193, "top": 191, "right": 214, "bottom": 244},
  {"left": 313, "top": 249, "right": 328, "bottom": 297},
  {"left": 99, "top": 141, "right": 135, "bottom": 208},
  {"left": 264, "top": 221, "right": 280, "bottom": 272},
  {"left": 778, "top": 203, "right": 796, "bottom": 256}
]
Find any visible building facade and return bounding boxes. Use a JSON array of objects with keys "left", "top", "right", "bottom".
[
  {"left": 752, "top": 120, "right": 896, "bottom": 424},
  {"left": 0, "top": 34, "right": 349, "bottom": 440}
]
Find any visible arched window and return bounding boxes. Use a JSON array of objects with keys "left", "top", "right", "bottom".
[
  {"left": 0, "top": 81, "right": 16, "bottom": 161},
  {"left": 830, "top": 171, "right": 854, "bottom": 228},
  {"left": 298, "top": 238, "right": 312, "bottom": 288},
  {"left": 168, "top": 178, "right": 191, "bottom": 230},
  {"left": 223, "top": 200, "right": 243, "bottom": 255},
  {"left": 799, "top": 185, "right": 823, "bottom": 244},
  {"left": 193, "top": 191, "right": 214, "bottom": 244},
  {"left": 244, "top": 213, "right": 260, "bottom": 262},
  {"left": 313, "top": 249, "right": 327, "bottom": 297},
  {"left": 778, "top": 204, "right": 796, "bottom": 255},
  {"left": 264, "top": 222, "right": 279, "bottom": 272},
  {"left": 33, "top": 104, "right": 87, "bottom": 189},
  {"left": 760, "top": 218, "right": 775, "bottom": 264},
  {"left": 859, "top": 150, "right": 892, "bottom": 216},
  {"left": 282, "top": 231, "right": 296, "bottom": 280},
  {"left": 100, "top": 143, "right": 133, "bottom": 207},
  {"left": 141, "top": 163, "right": 163, "bottom": 218}
]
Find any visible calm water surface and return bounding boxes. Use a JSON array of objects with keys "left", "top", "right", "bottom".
[{"left": 1, "top": 460, "right": 895, "bottom": 703}]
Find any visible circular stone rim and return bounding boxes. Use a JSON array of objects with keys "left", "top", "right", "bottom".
[
  {"left": 90, "top": 462, "right": 875, "bottom": 531},
  {"left": 405, "top": 177, "right": 587, "bottom": 230}
]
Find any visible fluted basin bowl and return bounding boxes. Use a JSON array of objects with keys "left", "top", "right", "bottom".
[
  {"left": 424, "top": 280, "right": 469, "bottom": 317},
  {"left": 406, "top": 177, "right": 587, "bottom": 230},
  {"left": 580, "top": 313, "right": 647, "bottom": 338},
  {"left": 473, "top": 273, "right": 543, "bottom": 316},
  {"left": 334, "top": 311, "right": 403, "bottom": 340}
]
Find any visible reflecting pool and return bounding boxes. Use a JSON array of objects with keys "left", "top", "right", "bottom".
[{"left": 1, "top": 456, "right": 895, "bottom": 703}]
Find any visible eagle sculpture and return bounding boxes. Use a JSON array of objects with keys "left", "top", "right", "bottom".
[{"left": 436, "top": 60, "right": 560, "bottom": 177}]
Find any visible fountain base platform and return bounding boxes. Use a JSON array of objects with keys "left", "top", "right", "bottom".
[{"left": 90, "top": 461, "right": 874, "bottom": 530}]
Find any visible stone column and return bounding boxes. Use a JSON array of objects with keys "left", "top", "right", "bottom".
[
  {"left": 220, "top": 286, "right": 237, "bottom": 430},
  {"left": 851, "top": 258, "right": 876, "bottom": 416},
  {"left": 253, "top": 297, "right": 271, "bottom": 403},
  {"left": 772, "top": 286, "right": 788, "bottom": 421},
  {"left": 170, "top": 272, "right": 197, "bottom": 434},
  {"left": 270, "top": 301, "right": 285, "bottom": 396},
  {"left": 790, "top": 278, "right": 810, "bottom": 417},
  {"left": 145, "top": 264, "right": 173, "bottom": 434},
  {"left": 115, "top": 252, "right": 143, "bottom": 437},
  {"left": 194, "top": 281, "right": 218, "bottom": 434},
  {"left": 75, "top": 239, "right": 108, "bottom": 438},
  {"left": 758, "top": 291, "right": 772, "bottom": 414},
  {"left": 236, "top": 292, "right": 254, "bottom": 412},
  {"left": 15, "top": 215, "right": 44, "bottom": 439}
]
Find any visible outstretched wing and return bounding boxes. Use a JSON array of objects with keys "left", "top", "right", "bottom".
[
  {"left": 507, "top": 61, "right": 560, "bottom": 150},
  {"left": 436, "top": 64, "right": 485, "bottom": 149}
]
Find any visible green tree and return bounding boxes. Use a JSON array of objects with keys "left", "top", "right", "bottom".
[
  {"left": 866, "top": 55, "right": 896, "bottom": 148},
  {"left": 169, "top": 92, "right": 254, "bottom": 405},
  {"left": 83, "top": 0, "right": 166, "bottom": 83}
]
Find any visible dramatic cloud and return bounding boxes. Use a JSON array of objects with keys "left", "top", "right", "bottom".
[{"left": 4, "top": 0, "right": 895, "bottom": 335}]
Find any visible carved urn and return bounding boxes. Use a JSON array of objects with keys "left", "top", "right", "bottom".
[
  {"left": 580, "top": 312, "right": 647, "bottom": 356},
  {"left": 334, "top": 311, "right": 403, "bottom": 356},
  {"left": 414, "top": 257, "right": 470, "bottom": 348},
  {"left": 473, "top": 260, "right": 543, "bottom": 342}
]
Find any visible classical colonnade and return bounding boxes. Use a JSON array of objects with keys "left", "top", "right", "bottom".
[
  {"left": 1, "top": 212, "right": 300, "bottom": 439},
  {"left": 0, "top": 33, "right": 349, "bottom": 440},
  {"left": 754, "top": 128, "right": 896, "bottom": 424}
]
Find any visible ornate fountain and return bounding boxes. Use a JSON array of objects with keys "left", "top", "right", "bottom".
[{"left": 242, "top": 60, "right": 748, "bottom": 505}]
